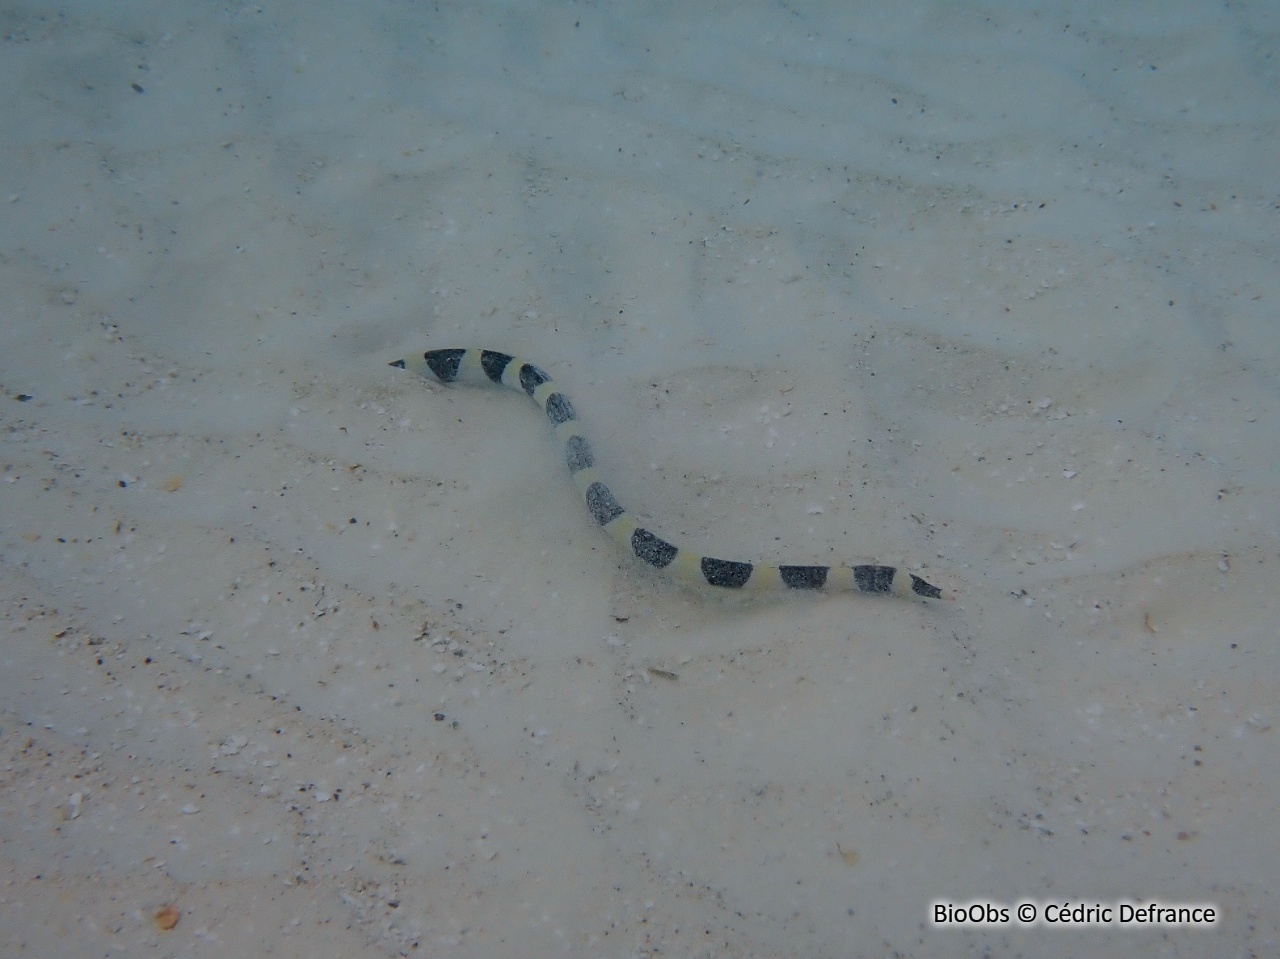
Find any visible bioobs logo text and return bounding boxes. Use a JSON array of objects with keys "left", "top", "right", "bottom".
[
  {"left": 932, "top": 899, "right": 1219, "bottom": 928},
  {"left": 932, "top": 902, "right": 1012, "bottom": 925}
]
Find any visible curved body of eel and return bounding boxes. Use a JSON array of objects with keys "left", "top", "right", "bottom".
[{"left": 391, "top": 348, "right": 943, "bottom": 600}]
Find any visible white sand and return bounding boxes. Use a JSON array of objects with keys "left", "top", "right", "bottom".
[{"left": 2, "top": 1, "right": 1277, "bottom": 956}]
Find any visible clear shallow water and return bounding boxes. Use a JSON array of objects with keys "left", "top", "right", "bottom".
[{"left": 2, "top": 2, "right": 1276, "bottom": 956}]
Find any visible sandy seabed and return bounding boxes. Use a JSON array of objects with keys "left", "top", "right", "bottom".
[{"left": 2, "top": 2, "right": 1277, "bottom": 957}]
